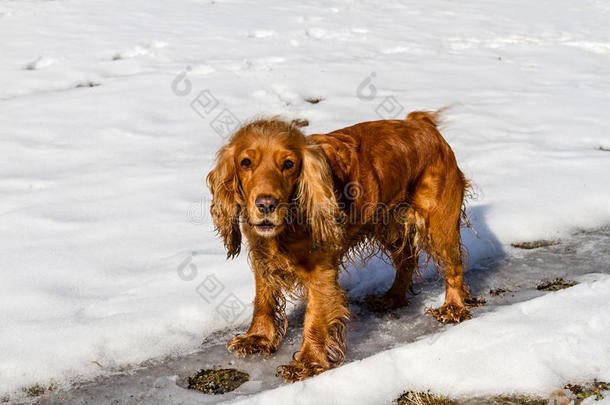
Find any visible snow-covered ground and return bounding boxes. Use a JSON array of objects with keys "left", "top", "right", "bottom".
[
  {"left": 31, "top": 227, "right": 610, "bottom": 404},
  {"left": 1, "top": 0, "right": 609, "bottom": 403}
]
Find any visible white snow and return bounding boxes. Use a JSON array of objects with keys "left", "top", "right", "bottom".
[
  {"left": 228, "top": 275, "right": 610, "bottom": 405},
  {"left": 1, "top": 0, "right": 609, "bottom": 401}
]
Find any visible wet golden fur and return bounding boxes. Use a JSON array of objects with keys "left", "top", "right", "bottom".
[{"left": 206, "top": 111, "right": 478, "bottom": 382}]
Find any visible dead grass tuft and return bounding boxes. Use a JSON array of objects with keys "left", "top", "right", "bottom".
[
  {"left": 21, "top": 382, "right": 56, "bottom": 397},
  {"left": 489, "top": 287, "right": 513, "bottom": 296},
  {"left": 511, "top": 240, "right": 559, "bottom": 249},
  {"left": 565, "top": 380, "right": 609, "bottom": 402},
  {"left": 490, "top": 394, "right": 546, "bottom": 404},
  {"left": 396, "top": 391, "right": 456, "bottom": 405},
  {"left": 76, "top": 81, "right": 101, "bottom": 88},
  {"left": 537, "top": 278, "right": 578, "bottom": 291},
  {"left": 305, "top": 97, "right": 324, "bottom": 104}
]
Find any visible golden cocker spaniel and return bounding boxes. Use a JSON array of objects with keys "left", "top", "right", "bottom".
[{"left": 206, "top": 111, "right": 478, "bottom": 382}]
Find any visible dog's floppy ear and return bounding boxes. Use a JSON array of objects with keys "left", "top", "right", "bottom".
[
  {"left": 297, "top": 141, "right": 344, "bottom": 246},
  {"left": 206, "top": 144, "right": 242, "bottom": 258},
  {"left": 308, "top": 134, "right": 355, "bottom": 183}
]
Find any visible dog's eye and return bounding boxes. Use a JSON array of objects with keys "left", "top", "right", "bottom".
[
  {"left": 240, "top": 158, "right": 251, "bottom": 169},
  {"left": 282, "top": 160, "right": 294, "bottom": 170}
]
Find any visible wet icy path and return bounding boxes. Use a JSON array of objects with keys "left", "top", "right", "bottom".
[{"left": 32, "top": 226, "right": 610, "bottom": 405}]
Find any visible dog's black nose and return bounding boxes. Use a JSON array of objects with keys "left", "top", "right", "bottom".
[{"left": 255, "top": 195, "right": 279, "bottom": 214}]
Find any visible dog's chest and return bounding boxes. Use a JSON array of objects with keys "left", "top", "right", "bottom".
[{"left": 255, "top": 238, "right": 318, "bottom": 287}]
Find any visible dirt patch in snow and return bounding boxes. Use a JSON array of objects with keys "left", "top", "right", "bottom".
[{"left": 187, "top": 368, "right": 249, "bottom": 395}]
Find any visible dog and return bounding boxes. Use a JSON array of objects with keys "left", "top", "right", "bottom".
[{"left": 206, "top": 111, "right": 478, "bottom": 382}]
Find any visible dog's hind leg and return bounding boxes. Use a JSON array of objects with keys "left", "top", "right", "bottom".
[
  {"left": 424, "top": 215, "right": 471, "bottom": 324},
  {"left": 414, "top": 167, "right": 480, "bottom": 323}
]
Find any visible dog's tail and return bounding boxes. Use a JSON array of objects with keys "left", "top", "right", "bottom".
[{"left": 405, "top": 106, "right": 450, "bottom": 128}]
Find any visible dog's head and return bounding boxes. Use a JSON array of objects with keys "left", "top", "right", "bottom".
[{"left": 206, "top": 118, "right": 342, "bottom": 258}]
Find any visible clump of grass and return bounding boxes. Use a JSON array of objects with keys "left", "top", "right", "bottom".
[
  {"left": 396, "top": 391, "right": 456, "bottom": 405},
  {"left": 290, "top": 118, "right": 309, "bottom": 128},
  {"left": 187, "top": 368, "right": 249, "bottom": 394},
  {"left": 76, "top": 81, "right": 101, "bottom": 88},
  {"left": 305, "top": 97, "right": 324, "bottom": 104},
  {"left": 536, "top": 278, "right": 578, "bottom": 291},
  {"left": 565, "top": 380, "right": 609, "bottom": 402},
  {"left": 490, "top": 287, "right": 513, "bottom": 296},
  {"left": 511, "top": 240, "right": 559, "bottom": 249},
  {"left": 21, "top": 382, "right": 56, "bottom": 397},
  {"left": 490, "top": 394, "right": 546, "bottom": 404}
]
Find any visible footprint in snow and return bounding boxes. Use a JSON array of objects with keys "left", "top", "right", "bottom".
[
  {"left": 381, "top": 46, "right": 410, "bottom": 54},
  {"left": 75, "top": 81, "right": 101, "bottom": 88},
  {"left": 271, "top": 84, "right": 299, "bottom": 106},
  {"left": 112, "top": 41, "right": 168, "bottom": 61},
  {"left": 305, "top": 27, "right": 328, "bottom": 40},
  {"left": 240, "top": 57, "right": 286, "bottom": 72},
  {"left": 305, "top": 27, "right": 354, "bottom": 41},
  {"left": 25, "top": 57, "right": 56, "bottom": 70},
  {"left": 247, "top": 30, "right": 276, "bottom": 38},
  {"left": 189, "top": 64, "right": 215, "bottom": 75},
  {"left": 294, "top": 16, "right": 324, "bottom": 23}
]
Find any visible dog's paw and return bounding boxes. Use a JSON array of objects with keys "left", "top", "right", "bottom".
[
  {"left": 226, "top": 334, "right": 276, "bottom": 357},
  {"left": 364, "top": 292, "right": 407, "bottom": 312},
  {"left": 275, "top": 359, "right": 326, "bottom": 383},
  {"left": 426, "top": 304, "right": 471, "bottom": 324}
]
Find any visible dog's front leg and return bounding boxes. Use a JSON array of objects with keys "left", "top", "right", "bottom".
[
  {"left": 276, "top": 265, "right": 351, "bottom": 382},
  {"left": 227, "top": 268, "right": 286, "bottom": 357}
]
